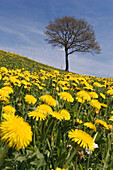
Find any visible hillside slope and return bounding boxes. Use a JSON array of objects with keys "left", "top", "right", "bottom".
[{"left": 0, "top": 49, "right": 64, "bottom": 74}]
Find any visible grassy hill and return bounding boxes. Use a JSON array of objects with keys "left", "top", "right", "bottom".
[
  {"left": 1, "top": 49, "right": 113, "bottom": 169},
  {"left": 0, "top": 49, "right": 66, "bottom": 74}
]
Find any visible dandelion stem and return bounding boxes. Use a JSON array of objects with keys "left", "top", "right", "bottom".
[
  {"left": 103, "top": 133, "right": 111, "bottom": 170},
  {"left": 63, "top": 147, "right": 78, "bottom": 169},
  {"left": 76, "top": 103, "right": 82, "bottom": 121}
]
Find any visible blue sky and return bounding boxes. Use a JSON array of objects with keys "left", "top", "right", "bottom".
[{"left": 0, "top": 0, "right": 113, "bottom": 77}]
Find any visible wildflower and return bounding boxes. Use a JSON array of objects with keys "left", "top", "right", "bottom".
[
  {"left": 100, "top": 93, "right": 106, "bottom": 99},
  {"left": 40, "top": 95, "right": 57, "bottom": 107},
  {"left": 95, "top": 119, "right": 109, "bottom": 130},
  {"left": 0, "top": 89, "right": 10, "bottom": 98},
  {"left": 0, "top": 67, "right": 8, "bottom": 73},
  {"left": 84, "top": 122, "right": 96, "bottom": 131},
  {"left": 68, "top": 129, "right": 98, "bottom": 151},
  {"left": 107, "top": 124, "right": 113, "bottom": 130},
  {"left": 90, "top": 100, "right": 101, "bottom": 110},
  {"left": 89, "top": 92, "right": 98, "bottom": 99},
  {"left": 85, "top": 148, "right": 92, "bottom": 154},
  {"left": 93, "top": 82, "right": 102, "bottom": 87},
  {"left": 51, "top": 168, "right": 68, "bottom": 170},
  {"left": 77, "top": 119, "right": 83, "bottom": 124},
  {"left": 0, "top": 115, "right": 32, "bottom": 150},
  {"left": 1, "top": 86, "right": 13, "bottom": 94},
  {"left": 76, "top": 90, "right": 91, "bottom": 103},
  {"left": 36, "top": 104, "right": 53, "bottom": 115},
  {"left": 2, "top": 105, "right": 16, "bottom": 119},
  {"left": 107, "top": 89, "right": 113, "bottom": 95},
  {"left": 109, "top": 116, "right": 113, "bottom": 121},
  {"left": 59, "top": 109, "right": 70, "bottom": 120},
  {"left": 28, "top": 111, "right": 47, "bottom": 121},
  {"left": 51, "top": 111, "right": 63, "bottom": 120},
  {"left": 0, "top": 89, "right": 10, "bottom": 104},
  {"left": 85, "top": 143, "right": 98, "bottom": 154},
  {"left": 101, "top": 103, "right": 107, "bottom": 108},
  {"left": 24, "top": 94, "right": 37, "bottom": 105},
  {"left": 58, "top": 92, "right": 74, "bottom": 102}
]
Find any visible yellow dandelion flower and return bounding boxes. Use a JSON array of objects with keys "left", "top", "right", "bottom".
[
  {"left": 93, "top": 82, "right": 102, "bottom": 87},
  {"left": 0, "top": 67, "right": 8, "bottom": 73},
  {"left": 28, "top": 111, "right": 47, "bottom": 121},
  {"left": 51, "top": 167, "right": 68, "bottom": 170},
  {"left": 3, "top": 105, "right": 15, "bottom": 115},
  {"left": 90, "top": 100, "right": 101, "bottom": 110},
  {"left": 111, "top": 111, "right": 113, "bottom": 114},
  {"left": 0, "top": 115, "right": 32, "bottom": 150},
  {"left": 0, "top": 74, "right": 2, "bottom": 80},
  {"left": 109, "top": 116, "right": 113, "bottom": 121},
  {"left": 95, "top": 119, "right": 109, "bottom": 130},
  {"left": 58, "top": 92, "right": 74, "bottom": 102},
  {"left": 100, "top": 93, "right": 106, "bottom": 99},
  {"left": 24, "top": 94, "right": 37, "bottom": 105},
  {"left": 76, "top": 90, "right": 91, "bottom": 103},
  {"left": 101, "top": 103, "right": 107, "bottom": 107},
  {"left": 51, "top": 111, "right": 63, "bottom": 120},
  {"left": 40, "top": 95, "right": 57, "bottom": 107},
  {"left": 2, "top": 105, "right": 16, "bottom": 119},
  {"left": 77, "top": 119, "right": 83, "bottom": 124},
  {"left": 56, "top": 168, "right": 68, "bottom": 170},
  {"left": 107, "top": 89, "right": 113, "bottom": 95},
  {"left": 84, "top": 122, "right": 96, "bottom": 131},
  {"left": 107, "top": 124, "right": 113, "bottom": 130},
  {"left": 89, "top": 92, "right": 98, "bottom": 99},
  {"left": 0, "top": 89, "right": 10, "bottom": 104},
  {"left": 68, "top": 129, "right": 97, "bottom": 151},
  {"left": 36, "top": 104, "right": 53, "bottom": 115},
  {"left": 0, "top": 89, "right": 10, "bottom": 98},
  {"left": 59, "top": 109, "right": 70, "bottom": 120},
  {"left": 1, "top": 86, "right": 13, "bottom": 94}
]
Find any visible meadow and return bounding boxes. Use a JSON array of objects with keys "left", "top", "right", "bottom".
[{"left": 0, "top": 49, "right": 113, "bottom": 170}]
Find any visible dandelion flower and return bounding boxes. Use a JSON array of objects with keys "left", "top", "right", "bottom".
[
  {"left": 84, "top": 122, "right": 96, "bottom": 131},
  {"left": 90, "top": 100, "right": 101, "bottom": 110},
  {"left": 93, "top": 82, "right": 102, "bottom": 87},
  {"left": 2, "top": 105, "right": 16, "bottom": 119},
  {"left": 40, "top": 94, "right": 57, "bottom": 107},
  {"left": 100, "top": 93, "right": 106, "bottom": 99},
  {"left": 89, "top": 92, "right": 98, "bottom": 99},
  {"left": 51, "top": 111, "right": 63, "bottom": 120},
  {"left": 36, "top": 104, "right": 53, "bottom": 115},
  {"left": 3, "top": 105, "right": 15, "bottom": 115},
  {"left": 77, "top": 119, "right": 83, "bottom": 124},
  {"left": 109, "top": 116, "right": 113, "bottom": 121},
  {"left": 0, "top": 89, "right": 10, "bottom": 104},
  {"left": 58, "top": 92, "right": 74, "bottom": 102},
  {"left": 51, "top": 167, "right": 68, "bottom": 170},
  {"left": 107, "top": 89, "right": 113, "bottom": 95},
  {"left": 76, "top": 90, "right": 91, "bottom": 103},
  {"left": 28, "top": 111, "right": 47, "bottom": 121},
  {"left": 24, "top": 94, "right": 37, "bottom": 105},
  {"left": 95, "top": 119, "right": 109, "bottom": 130},
  {"left": 0, "top": 115, "right": 32, "bottom": 150},
  {"left": 1, "top": 86, "right": 13, "bottom": 94},
  {"left": 59, "top": 109, "right": 70, "bottom": 120},
  {"left": 68, "top": 129, "right": 97, "bottom": 151}
]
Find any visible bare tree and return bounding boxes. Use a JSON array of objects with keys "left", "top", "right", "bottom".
[{"left": 44, "top": 16, "right": 101, "bottom": 71}]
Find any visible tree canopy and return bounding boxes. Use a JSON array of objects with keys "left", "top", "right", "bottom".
[{"left": 44, "top": 16, "right": 101, "bottom": 71}]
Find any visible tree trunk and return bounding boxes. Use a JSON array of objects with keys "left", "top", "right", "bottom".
[{"left": 65, "top": 48, "right": 69, "bottom": 71}]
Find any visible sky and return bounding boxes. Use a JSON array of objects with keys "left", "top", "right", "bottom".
[{"left": 0, "top": 0, "right": 113, "bottom": 77}]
